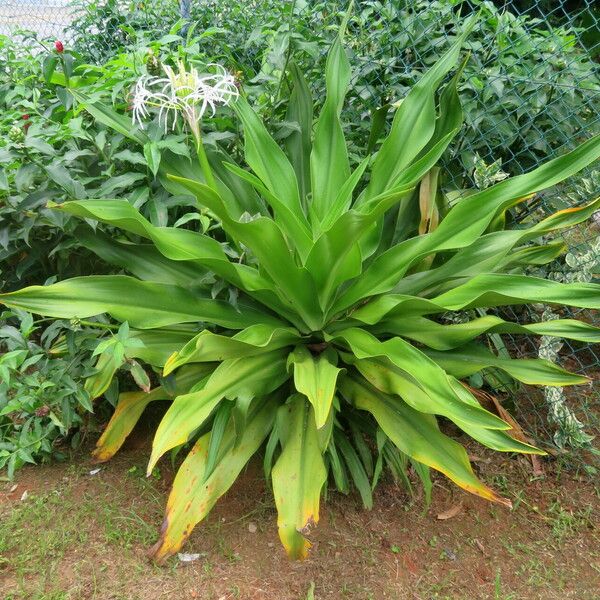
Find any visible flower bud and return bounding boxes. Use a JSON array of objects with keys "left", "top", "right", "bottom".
[
  {"left": 9, "top": 125, "right": 25, "bottom": 143},
  {"left": 145, "top": 50, "right": 162, "bottom": 77},
  {"left": 55, "top": 40, "right": 64, "bottom": 53},
  {"left": 35, "top": 406, "right": 51, "bottom": 417}
]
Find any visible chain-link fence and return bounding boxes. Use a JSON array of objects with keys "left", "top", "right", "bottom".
[{"left": 2, "top": 0, "right": 600, "bottom": 461}]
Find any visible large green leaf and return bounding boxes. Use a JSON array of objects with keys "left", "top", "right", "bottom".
[
  {"left": 361, "top": 16, "right": 475, "bottom": 201},
  {"left": 164, "top": 324, "right": 300, "bottom": 375},
  {"left": 272, "top": 396, "right": 327, "bottom": 559},
  {"left": 285, "top": 63, "right": 313, "bottom": 204},
  {"left": 336, "top": 134, "right": 600, "bottom": 311},
  {"left": 169, "top": 176, "right": 322, "bottom": 330},
  {"left": 331, "top": 327, "right": 508, "bottom": 430},
  {"left": 373, "top": 315, "right": 600, "bottom": 350},
  {"left": 448, "top": 379, "right": 543, "bottom": 455},
  {"left": 394, "top": 197, "right": 600, "bottom": 296},
  {"left": 76, "top": 226, "right": 208, "bottom": 287},
  {"left": 339, "top": 376, "right": 509, "bottom": 505},
  {"left": 147, "top": 350, "right": 288, "bottom": 472},
  {"left": 348, "top": 274, "right": 600, "bottom": 326},
  {"left": 0, "top": 276, "right": 272, "bottom": 329},
  {"left": 289, "top": 346, "right": 342, "bottom": 428},
  {"left": 310, "top": 36, "right": 351, "bottom": 224},
  {"left": 222, "top": 161, "right": 313, "bottom": 259},
  {"left": 92, "top": 365, "right": 211, "bottom": 463},
  {"left": 51, "top": 199, "right": 299, "bottom": 324},
  {"left": 233, "top": 96, "right": 304, "bottom": 220},
  {"left": 425, "top": 343, "right": 589, "bottom": 386},
  {"left": 127, "top": 327, "right": 198, "bottom": 367},
  {"left": 306, "top": 183, "right": 415, "bottom": 309}
]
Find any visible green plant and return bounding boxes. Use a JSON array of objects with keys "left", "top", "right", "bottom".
[
  {"left": 0, "top": 33, "right": 223, "bottom": 290},
  {"left": 2, "top": 21, "right": 600, "bottom": 561},
  {"left": 0, "top": 310, "right": 97, "bottom": 478}
]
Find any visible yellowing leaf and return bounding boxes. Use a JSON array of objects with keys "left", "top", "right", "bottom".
[{"left": 272, "top": 396, "right": 327, "bottom": 559}]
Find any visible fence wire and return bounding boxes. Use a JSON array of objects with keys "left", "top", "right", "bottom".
[{"left": 2, "top": 0, "right": 600, "bottom": 463}]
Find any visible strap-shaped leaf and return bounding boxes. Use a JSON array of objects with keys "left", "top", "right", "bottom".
[
  {"left": 332, "top": 327, "right": 507, "bottom": 429},
  {"left": 422, "top": 55, "right": 467, "bottom": 152},
  {"left": 148, "top": 395, "right": 277, "bottom": 562},
  {"left": 206, "top": 146, "right": 266, "bottom": 217},
  {"left": 127, "top": 327, "right": 198, "bottom": 367},
  {"left": 306, "top": 183, "right": 415, "bottom": 309},
  {"left": 222, "top": 161, "right": 313, "bottom": 259},
  {"left": 339, "top": 376, "right": 509, "bottom": 506},
  {"left": 319, "top": 157, "right": 369, "bottom": 231},
  {"left": 356, "top": 130, "right": 460, "bottom": 260},
  {"left": 170, "top": 176, "right": 322, "bottom": 330},
  {"left": 349, "top": 274, "right": 600, "bottom": 326},
  {"left": 499, "top": 242, "right": 567, "bottom": 269},
  {"left": 394, "top": 197, "right": 600, "bottom": 296},
  {"left": 373, "top": 315, "right": 600, "bottom": 351},
  {"left": 76, "top": 226, "right": 208, "bottom": 287},
  {"left": 94, "top": 387, "right": 169, "bottom": 463},
  {"left": 425, "top": 343, "right": 589, "bottom": 386},
  {"left": 310, "top": 36, "right": 351, "bottom": 223},
  {"left": 272, "top": 396, "right": 327, "bottom": 559},
  {"left": 285, "top": 63, "right": 313, "bottom": 204},
  {"left": 336, "top": 134, "right": 600, "bottom": 311},
  {"left": 432, "top": 274, "right": 600, "bottom": 312},
  {"left": 52, "top": 199, "right": 299, "bottom": 323},
  {"left": 0, "top": 275, "right": 272, "bottom": 329},
  {"left": 447, "top": 379, "right": 543, "bottom": 456},
  {"left": 92, "top": 365, "right": 211, "bottom": 463},
  {"left": 233, "top": 96, "right": 303, "bottom": 219},
  {"left": 164, "top": 324, "right": 300, "bottom": 375},
  {"left": 289, "top": 346, "right": 342, "bottom": 428},
  {"left": 148, "top": 350, "right": 288, "bottom": 473},
  {"left": 362, "top": 17, "right": 475, "bottom": 201},
  {"left": 334, "top": 430, "right": 373, "bottom": 509}
]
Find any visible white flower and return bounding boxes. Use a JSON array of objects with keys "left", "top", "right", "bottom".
[{"left": 131, "top": 62, "right": 239, "bottom": 134}]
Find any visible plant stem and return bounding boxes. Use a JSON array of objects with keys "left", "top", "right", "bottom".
[{"left": 194, "top": 130, "right": 217, "bottom": 191}]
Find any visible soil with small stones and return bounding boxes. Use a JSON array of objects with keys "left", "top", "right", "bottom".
[{"left": 0, "top": 423, "right": 599, "bottom": 600}]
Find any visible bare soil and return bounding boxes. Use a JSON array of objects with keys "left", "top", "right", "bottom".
[{"left": 1, "top": 429, "right": 599, "bottom": 600}]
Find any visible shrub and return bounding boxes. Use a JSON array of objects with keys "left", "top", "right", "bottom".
[
  {"left": 0, "top": 34, "right": 211, "bottom": 290},
  {"left": 0, "top": 310, "right": 97, "bottom": 478},
  {"left": 2, "top": 18, "right": 600, "bottom": 561}
]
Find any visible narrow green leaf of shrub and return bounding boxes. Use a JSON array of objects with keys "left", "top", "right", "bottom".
[
  {"left": 289, "top": 346, "right": 342, "bottom": 428},
  {"left": 340, "top": 376, "right": 510, "bottom": 506},
  {"left": 148, "top": 350, "right": 288, "bottom": 473}
]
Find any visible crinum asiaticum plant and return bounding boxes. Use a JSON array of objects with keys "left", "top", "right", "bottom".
[{"left": 3, "top": 20, "right": 600, "bottom": 561}]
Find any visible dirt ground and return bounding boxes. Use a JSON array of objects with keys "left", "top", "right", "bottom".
[{"left": 1, "top": 423, "right": 599, "bottom": 600}]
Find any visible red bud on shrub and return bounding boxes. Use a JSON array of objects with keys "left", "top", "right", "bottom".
[{"left": 54, "top": 40, "right": 64, "bottom": 53}]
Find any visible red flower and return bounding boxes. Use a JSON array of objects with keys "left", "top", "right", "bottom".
[
  {"left": 54, "top": 40, "right": 64, "bottom": 53},
  {"left": 22, "top": 114, "right": 30, "bottom": 120}
]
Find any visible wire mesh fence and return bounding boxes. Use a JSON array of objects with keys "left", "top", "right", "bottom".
[{"left": 2, "top": 0, "right": 599, "bottom": 462}]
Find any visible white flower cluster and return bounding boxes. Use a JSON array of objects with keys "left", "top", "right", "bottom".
[{"left": 131, "top": 62, "right": 239, "bottom": 132}]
